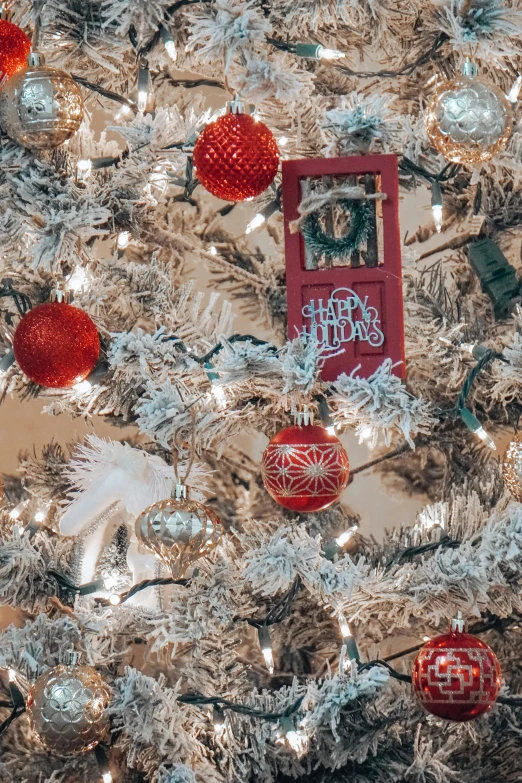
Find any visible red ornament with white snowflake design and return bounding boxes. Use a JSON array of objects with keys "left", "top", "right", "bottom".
[
  {"left": 412, "top": 614, "right": 502, "bottom": 722},
  {"left": 193, "top": 98, "right": 279, "bottom": 202},
  {"left": 261, "top": 415, "right": 350, "bottom": 513}
]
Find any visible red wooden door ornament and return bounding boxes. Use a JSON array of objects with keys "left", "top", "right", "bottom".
[{"left": 282, "top": 154, "right": 405, "bottom": 381}]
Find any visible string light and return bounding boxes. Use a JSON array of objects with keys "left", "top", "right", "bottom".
[
  {"left": 507, "top": 74, "right": 522, "bottom": 104},
  {"left": 337, "top": 612, "right": 352, "bottom": 640},
  {"left": 33, "top": 506, "right": 49, "bottom": 523},
  {"left": 67, "top": 266, "right": 89, "bottom": 293},
  {"left": 213, "top": 705, "right": 227, "bottom": 740},
  {"left": 159, "top": 25, "right": 177, "bottom": 61},
  {"left": 337, "top": 611, "right": 360, "bottom": 661},
  {"left": 335, "top": 525, "right": 358, "bottom": 548},
  {"left": 73, "top": 380, "right": 92, "bottom": 395},
  {"left": 325, "top": 424, "right": 336, "bottom": 436},
  {"left": 258, "top": 626, "right": 274, "bottom": 674},
  {"left": 137, "top": 62, "right": 150, "bottom": 113},
  {"left": 109, "top": 594, "right": 122, "bottom": 606},
  {"left": 459, "top": 407, "right": 496, "bottom": 450},
  {"left": 431, "top": 180, "right": 443, "bottom": 233},
  {"left": 278, "top": 136, "right": 289, "bottom": 147},
  {"left": 278, "top": 715, "right": 308, "bottom": 755},
  {"left": 114, "top": 104, "right": 132, "bottom": 121},
  {"left": 211, "top": 385, "right": 227, "bottom": 408},
  {"left": 359, "top": 425, "right": 374, "bottom": 443},
  {"left": 208, "top": 245, "right": 218, "bottom": 256},
  {"left": 245, "top": 213, "right": 266, "bottom": 234},
  {"left": 117, "top": 231, "right": 132, "bottom": 250},
  {"left": 7, "top": 669, "right": 17, "bottom": 683},
  {"left": 76, "top": 159, "right": 92, "bottom": 180},
  {"left": 102, "top": 774, "right": 113, "bottom": 783},
  {"left": 9, "top": 499, "right": 28, "bottom": 520},
  {"left": 295, "top": 43, "right": 344, "bottom": 60}
]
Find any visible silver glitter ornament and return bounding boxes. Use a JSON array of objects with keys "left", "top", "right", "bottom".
[
  {"left": 26, "top": 664, "right": 110, "bottom": 755},
  {"left": 425, "top": 61, "right": 512, "bottom": 165},
  {"left": 135, "top": 482, "right": 221, "bottom": 577},
  {"left": 0, "top": 52, "right": 83, "bottom": 149}
]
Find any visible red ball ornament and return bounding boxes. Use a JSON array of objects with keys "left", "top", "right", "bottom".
[
  {"left": 262, "top": 423, "right": 350, "bottom": 513},
  {"left": 412, "top": 622, "right": 502, "bottom": 722},
  {"left": 193, "top": 109, "right": 279, "bottom": 202},
  {"left": 0, "top": 19, "right": 31, "bottom": 81},
  {"left": 13, "top": 300, "right": 100, "bottom": 389}
]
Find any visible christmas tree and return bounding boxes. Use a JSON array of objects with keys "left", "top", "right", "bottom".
[{"left": 1, "top": 0, "right": 522, "bottom": 781}]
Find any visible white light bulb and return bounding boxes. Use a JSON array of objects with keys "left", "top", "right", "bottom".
[
  {"left": 73, "top": 380, "right": 92, "bottom": 395},
  {"left": 212, "top": 385, "right": 227, "bottom": 408},
  {"left": 34, "top": 509, "right": 47, "bottom": 523},
  {"left": 262, "top": 647, "right": 274, "bottom": 674},
  {"left": 325, "top": 424, "right": 336, "bottom": 436},
  {"left": 115, "top": 104, "right": 132, "bottom": 120},
  {"left": 9, "top": 501, "right": 27, "bottom": 520},
  {"left": 335, "top": 526, "right": 358, "bottom": 548},
  {"left": 209, "top": 245, "right": 218, "bottom": 256},
  {"left": 285, "top": 729, "right": 308, "bottom": 754},
  {"left": 423, "top": 635, "right": 431, "bottom": 642},
  {"left": 359, "top": 425, "right": 374, "bottom": 443},
  {"left": 164, "top": 39, "right": 177, "bottom": 61},
  {"left": 109, "top": 594, "right": 121, "bottom": 606},
  {"left": 279, "top": 136, "right": 289, "bottom": 147},
  {"left": 138, "top": 90, "right": 148, "bottom": 113},
  {"left": 432, "top": 204, "right": 443, "bottom": 233},
  {"left": 67, "top": 266, "right": 88, "bottom": 293},
  {"left": 214, "top": 720, "right": 226, "bottom": 740},
  {"left": 475, "top": 425, "right": 496, "bottom": 451},
  {"left": 77, "top": 159, "right": 92, "bottom": 178},
  {"left": 102, "top": 773, "right": 113, "bottom": 783},
  {"left": 508, "top": 74, "right": 522, "bottom": 103},
  {"left": 245, "top": 213, "right": 266, "bottom": 234},
  {"left": 318, "top": 46, "right": 345, "bottom": 60},
  {"left": 337, "top": 612, "right": 352, "bottom": 639},
  {"left": 117, "top": 231, "right": 131, "bottom": 250},
  {"left": 8, "top": 668, "right": 16, "bottom": 683}
]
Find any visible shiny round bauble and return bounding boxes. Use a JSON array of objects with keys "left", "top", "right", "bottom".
[
  {"left": 502, "top": 432, "right": 522, "bottom": 502},
  {"left": 0, "top": 19, "right": 31, "bottom": 81},
  {"left": 26, "top": 664, "right": 111, "bottom": 755},
  {"left": 412, "top": 629, "right": 502, "bottom": 721},
  {"left": 0, "top": 62, "right": 83, "bottom": 149},
  {"left": 193, "top": 112, "right": 279, "bottom": 202},
  {"left": 261, "top": 424, "right": 350, "bottom": 513},
  {"left": 425, "top": 75, "right": 512, "bottom": 165},
  {"left": 13, "top": 301, "right": 100, "bottom": 388},
  {"left": 135, "top": 495, "right": 222, "bottom": 577}
]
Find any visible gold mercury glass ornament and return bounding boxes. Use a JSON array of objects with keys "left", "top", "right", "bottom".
[
  {"left": 135, "top": 481, "right": 222, "bottom": 577},
  {"left": 502, "top": 432, "right": 522, "bottom": 502},
  {"left": 0, "top": 51, "right": 83, "bottom": 149},
  {"left": 425, "top": 59, "right": 513, "bottom": 165},
  {"left": 26, "top": 659, "right": 111, "bottom": 755}
]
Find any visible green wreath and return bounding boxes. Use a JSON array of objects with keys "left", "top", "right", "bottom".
[{"left": 299, "top": 198, "right": 372, "bottom": 263}]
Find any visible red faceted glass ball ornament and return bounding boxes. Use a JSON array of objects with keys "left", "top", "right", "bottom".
[
  {"left": 13, "top": 302, "right": 100, "bottom": 388},
  {"left": 261, "top": 424, "right": 350, "bottom": 512},
  {"left": 193, "top": 112, "right": 279, "bottom": 202},
  {"left": 0, "top": 19, "right": 31, "bottom": 81},
  {"left": 412, "top": 628, "right": 502, "bottom": 722}
]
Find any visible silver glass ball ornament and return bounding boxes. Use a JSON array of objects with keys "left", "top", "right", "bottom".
[
  {"left": 0, "top": 52, "right": 83, "bottom": 149},
  {"left": 26, "top": 664, "right": 111, "bottom": 755},
  {"left": 425, "top": 60, "right": 512, "bottom": 165}
]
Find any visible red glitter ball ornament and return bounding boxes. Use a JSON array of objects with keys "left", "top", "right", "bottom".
[
  {"left": 412, "top": 625, "right": 502, "bottom": 722},
  {"left": 0, "top": 19, "right": 31, "bottom": 81},
  {"left": 261, "top": 424, "right": 350, "bottom": 513},
  {"left": 193, "top": 111, "right": 279, "bottom": 202},
  {"left": 13, "top": 301, "right": 100, "bottom": 388}
]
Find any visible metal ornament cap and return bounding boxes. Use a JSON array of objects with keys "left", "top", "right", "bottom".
[
  {"left": 26, "top": 664, "right": 111, "bottom": 755},
  {"left": 425, "top": 74, "right": 513, "bottom": 165},
  {"left": 135, "top": 495, "right": 222, "bottom": 577},
  {"left": 412, "top": 628, "right": 502, "bottom": 722},
  {"left": 0, "top": 61, "right": 83, "bottom": 149}
]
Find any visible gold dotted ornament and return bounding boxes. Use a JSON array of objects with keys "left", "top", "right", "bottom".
[{"left": 502, "top": 433, "right": 522, "bottom": 502}]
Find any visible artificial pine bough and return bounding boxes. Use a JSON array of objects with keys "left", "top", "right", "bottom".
[{"left": 2, "top": 1, "right": 522, "bottom": 782}]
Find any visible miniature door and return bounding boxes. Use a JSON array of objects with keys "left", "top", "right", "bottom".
[{"left": 282, "top": 154, "right": 405, "bottom": 381}]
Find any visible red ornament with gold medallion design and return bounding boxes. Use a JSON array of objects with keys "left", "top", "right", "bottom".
[
  {"left": 261, "top": 411, "right": 350, "bottom": 513},
  {"left": 412, "top": 615, "right": 502, "bottom": 722}
]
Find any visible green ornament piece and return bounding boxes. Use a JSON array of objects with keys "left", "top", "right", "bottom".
[{"left": 468, "top": 237, "right": 521, "bottom": 321}]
